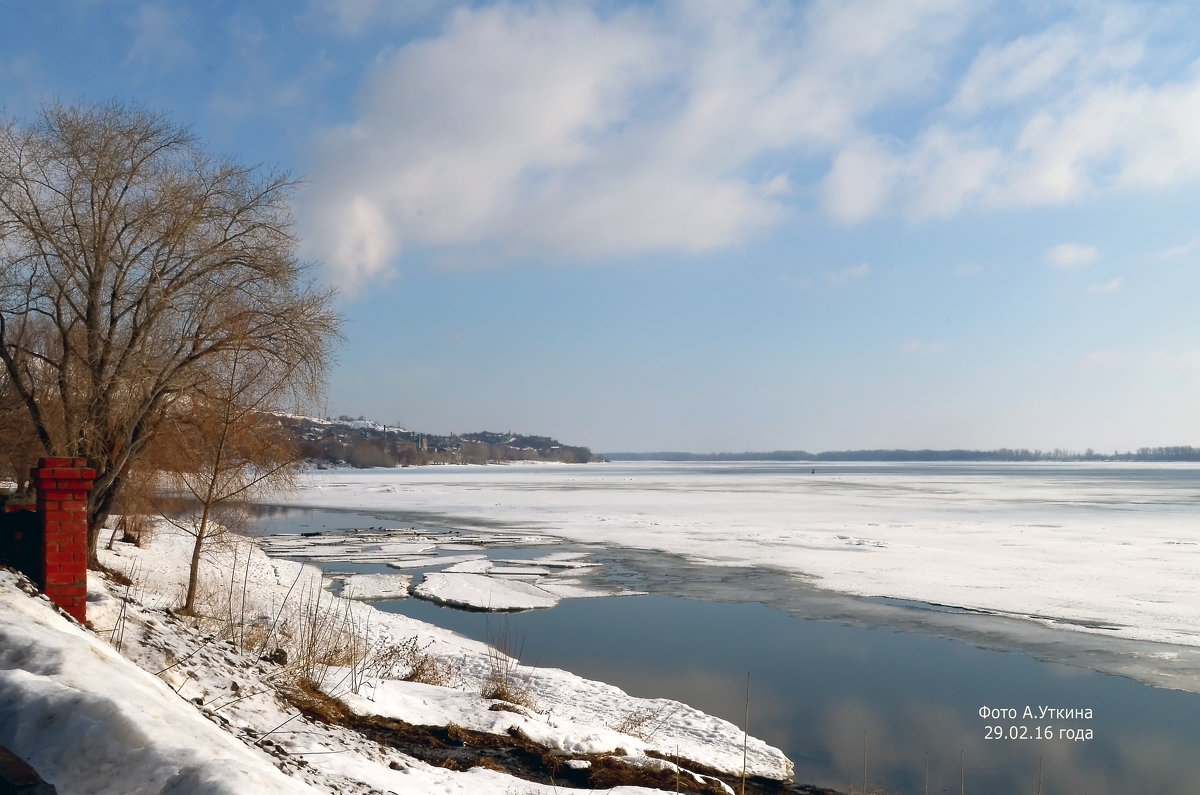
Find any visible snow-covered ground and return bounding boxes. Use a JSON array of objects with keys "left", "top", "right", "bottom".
[
  {"left": 0, "top": 519, "right": 792, "bottom": 794},
  {"left": 281, "top": 461, "right": 1200, "bottom": 651},
  {"left": 0, "top": 570, "right": 320, "bottom": 795}
]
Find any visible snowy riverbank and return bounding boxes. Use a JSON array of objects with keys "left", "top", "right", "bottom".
[{"left": 0, "top": 520, "right": 795, "bottom": 794}]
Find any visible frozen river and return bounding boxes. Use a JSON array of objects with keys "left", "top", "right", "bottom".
[
  {"left": 281, "top": 461, "right": 1200, "bottom": 665},
  {"left": 252, "top": 460, "right": 1200, "bottom": 792}
]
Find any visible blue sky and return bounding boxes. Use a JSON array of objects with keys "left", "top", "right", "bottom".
[{"left": 5, "top": 0, "right": 1200, "bottom": 453}]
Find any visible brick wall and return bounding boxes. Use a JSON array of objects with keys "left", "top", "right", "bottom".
[{"left": 31, "top": 457, "right": 93, "bottom": 622}]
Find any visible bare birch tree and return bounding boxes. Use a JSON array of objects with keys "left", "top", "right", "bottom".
[{"left": 0, "top": 102, "right": 340, "bottom": 566}]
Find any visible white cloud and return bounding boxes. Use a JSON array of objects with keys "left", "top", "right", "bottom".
[
  {"left": 822, "top": 137, "right": 899, "bottom": 223},
  {"left": 1045, "top": 243, "right": 1098, "bottom": 268},
  {"left": 327, "top": 197, "right": 397, "bottom": 288},
  {"left": 0, "top": 56, "right": 33, "bottom": 82},
  {"left": 1157, "top": 350, "right": 1200, "bottom": 373},
  {"left": 819, "top": 4, "right": 1200, "bottom": 220},
  {"left": 950, "top": 27, "right": 1086, "bottom": 114},
  {"left": 1151, "top": 237, "right": 1200, "bottom": 259},
  {"left": 124, "top": 3, "right": 193, "bottom": 69},
  {"left": 827, "top": 262, "right": 871, "bottom": 287},
  {"left": 1087, "top": 277, "right": 1123, "bottom": 293},
  {"left": 1084, "top": 349, "right": 1200, "bottom": 374},
  {"left": 949, "top": 10, "right": 1145, "bottom": 116},
  {"left": 905, "top": 127, "right": 1004, "bottom": 218},
  {"left": 900, "top": 339, "right": 945, "bottom": 354},
  {"left": 999, "top": 77, "right": 1200, "bottom": 205},
  {"left": 300, "top": 0, "right": 1200, "bottom": 286},
  {"left": 1080, "top": 350, "right": 1126, "bottom": 368},
  {"left": 301, "top": 0, "right": 973, "bottom": 288},
  {"left": 762, "top": 174, "right": 794, "bottom": 198},
  {"left": 306, "top": 0, "right": 447, "bottom": 36}
]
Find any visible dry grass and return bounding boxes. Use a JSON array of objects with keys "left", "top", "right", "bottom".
[
  {"left": 481, "top": 618, "right": 537, "bottom": 710},
  {"left": 287, "top": 581, "right": 360, "bottom": 684},
  {"left": 392, "top": 636, "right": 460, "bottom": 687},
  {"left": 277, "top": 676, "right": 357, "bottom": 725},
  {"left": 611, "top": 701, "right": 684, "bottom": 741},
  {"left": 173, "top": 561, "right": 368, "bottom": 690},
  {"left": 180, "top": 554, "right": 461, "bottom": 700},
  {"left": 118, "top": 513, "right": 155, "bottom": 547},
  {"left": 585, "top": 754, "right": 729, "bottom": 794}
]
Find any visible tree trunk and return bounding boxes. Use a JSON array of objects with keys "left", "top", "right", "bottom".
[
  {"left": 183, "top": 499, "right": 213, "bottom": 615},
  {"left": 87, "top": 476, "right": 121, "bottom": 569}
]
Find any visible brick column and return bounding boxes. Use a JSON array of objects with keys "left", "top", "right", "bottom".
[{"left": 32, "top": 457, "right": 93, "bottom": 623}]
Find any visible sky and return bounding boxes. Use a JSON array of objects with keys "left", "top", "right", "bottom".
[{"left": 3, "top": 0, "right": 1200, "bottom": 453}]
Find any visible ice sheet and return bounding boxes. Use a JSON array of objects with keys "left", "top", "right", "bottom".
[{"left": 288, "top": 462, "right": 1200, "bottom": 650}]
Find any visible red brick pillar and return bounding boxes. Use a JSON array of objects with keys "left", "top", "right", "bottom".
[{"left": 32, "top": 457, "right": 93, "bottom": 622}]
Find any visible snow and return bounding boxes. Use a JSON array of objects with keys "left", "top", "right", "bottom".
[
  {"left": 24, "top": 458, "right": 1191, "bottom": 792},
  {"left": 489, "top": 564, "right": 551, "bottom": 576},
  {"left": 443, "top": 557, "right": 495, "bottom": 573},
  {"left": 0, "top": 570, "right": 320, "bottom": 795},
  {"left": 0, "top": 517, "right": 791, "bottom": 794},
  {"left": 259, "top": 533, "right": 436, "bottom": 562},
  {"left": 414, "top": 571, "right": 561, "bottom": 610},
  {"left": 283, "top": 461, "right": 1200, "bottom": 650},
  {"left": 279, "top": 414, "right": 400, "bottom": 433},
  {"left": 500, "top": 552, "right": 600, "bottom": 569},
  {"left": 334, "top": 572, "right": 412, "bottom": 600},
  {"left": 387, "top": 553, "right": 488, "bottom": 569}
]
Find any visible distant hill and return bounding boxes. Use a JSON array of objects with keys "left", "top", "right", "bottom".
[
  {"left": 604, "top": 446, "right": 1200, "bottom": 462},
  {"left": 281, "top": 415, "right": 600, "bottom": 468}
]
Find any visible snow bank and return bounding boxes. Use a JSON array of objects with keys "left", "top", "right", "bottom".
[
  {"left": 0, "top": 570, "right": 318, "bottom": 795},
  {"left": 0, "top": 519, "right": 791, "bottom": 794}
]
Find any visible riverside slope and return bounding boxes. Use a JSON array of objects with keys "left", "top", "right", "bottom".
[{"left": 0, "top": 519, "right": 794, "bottom": 794}]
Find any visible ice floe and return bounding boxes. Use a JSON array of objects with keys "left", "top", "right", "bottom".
[
  {"left": 334, "top": 572, "right": 412, "bottom": 600},
  {"left": 414, "top": 572, "right": 561, "bottom": 610}
]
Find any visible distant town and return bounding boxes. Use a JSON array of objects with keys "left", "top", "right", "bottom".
[
  {"left": 284, "top": 415, "right": 601, "bottom": 467},
  {"left": 284, "top": 415, "right": 1200, "bottom": 467}
]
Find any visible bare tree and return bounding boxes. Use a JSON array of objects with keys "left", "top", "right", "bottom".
[
  {"left": 0, "top": 373, "right": 41, "bottom": 491},
  {"left": 0, "top": 102, "right": 340, "bottom": 566},
  {"left": 156, "top": 337, "right": 309, "bottom": 614}
]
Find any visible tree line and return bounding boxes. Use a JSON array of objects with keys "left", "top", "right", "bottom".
[
  {"left": 287, "top": 417, "right": 599, "bottom": 467},
  {"left": 607, "top": 447, "right": 1200, "bottom": 462}
]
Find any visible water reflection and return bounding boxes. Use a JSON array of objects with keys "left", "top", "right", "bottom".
[
  {"left": 243, "top": 505, "right": 413, "bottom": 535},
  {"left": 378, "top": 594, "right": 1200, "bottom": 794}
]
